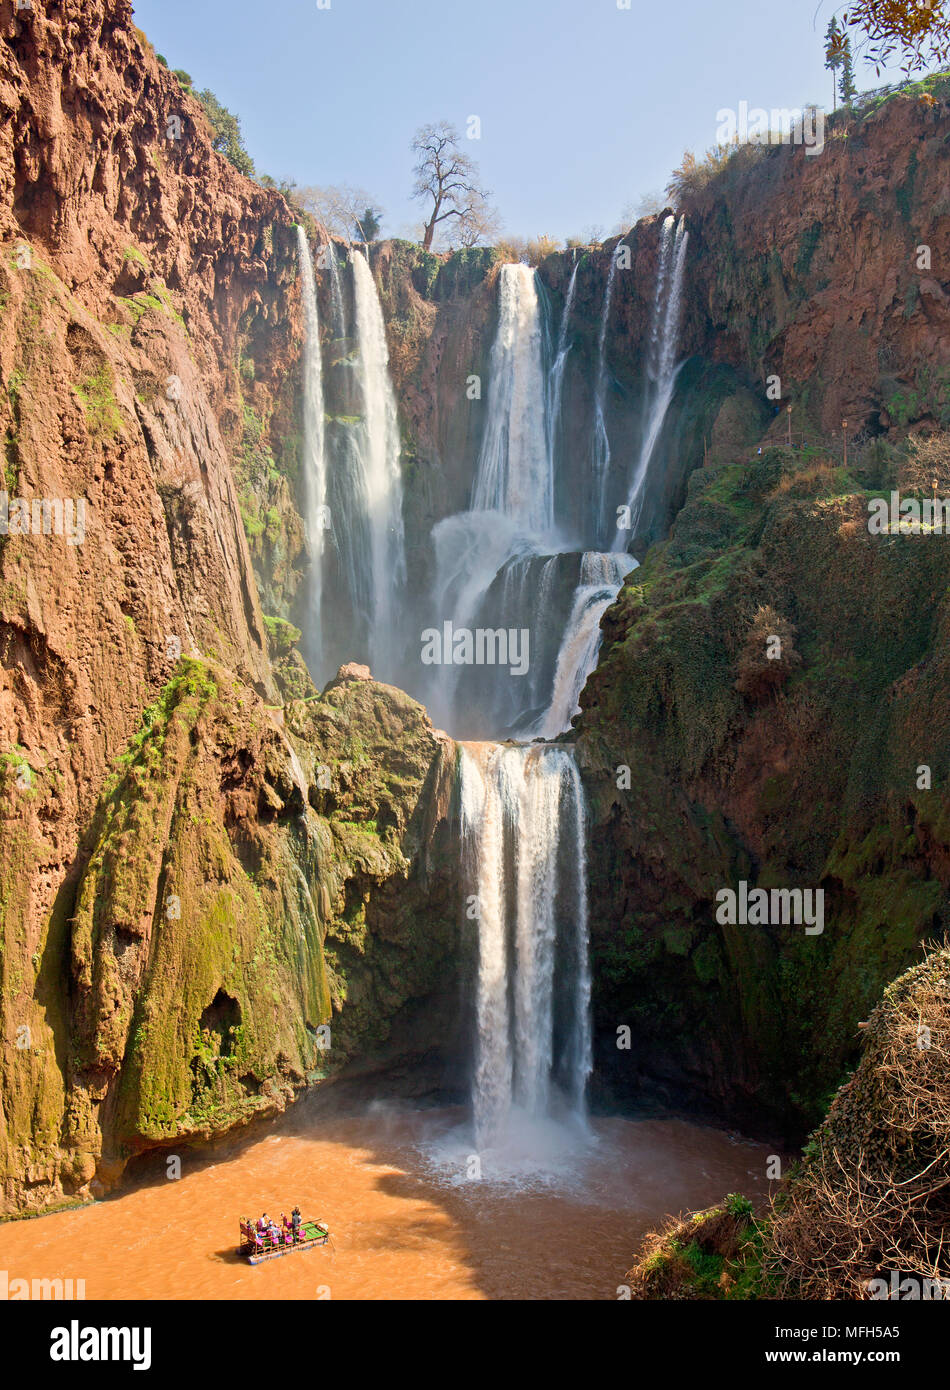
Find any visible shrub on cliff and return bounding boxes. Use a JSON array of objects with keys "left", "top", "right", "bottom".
[
  {"left": 195, "top": 89, "right": 255, "bottom": 178},
  {"left": 765, "top": 947, "right": 950, "bottom": 1299},
  {"left": 625, "top": 1196, "right": 773, "bottom": 1300},
  {"left": 625, "top": 951, "right": 950, "bottom": 1300},
  {"left": 734, "top": 605, "right": 801, "bottom": 701}
]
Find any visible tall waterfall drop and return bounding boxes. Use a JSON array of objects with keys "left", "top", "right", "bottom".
[
  {"left": 429, "top": 262, "right": 559, "bottom": 734},
  {"left": 327, "top": 242, "right": 347, "bottom": 340},
  {"left": 432, "top": 263, "right": 635, "bottom": 1164},
  {"left": 591, "top": 245, "right": 620, "bottom": 547},
  {"left": 460, "top": 743, "right": 591, "bottom": 1150},
  {"left": 297, "top": 227, "right": 328, "bottom": 668},
  {"left": 351, "top": 250, "right": 407, "bottom": 680},
  {"left": 548, "top": 260, "right": 579, "bottom": 480},
  {"left": 615, "top": 214, "right": 689, "bottom": 548},
  {"left": 471, "top": 263, "right": 554, "bottom": 534}
]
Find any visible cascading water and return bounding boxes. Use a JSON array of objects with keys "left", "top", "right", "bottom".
[
  {"left": 423, "top": 260, "right": 654, "bottom": 1165},
  {"left": 429, "top": 262, "right": 560, "bottom": 734},
  {"left": 530, "top": 551, "right": 636, "bottom": 739},
  {"left": 614, "top": 214, "right": 689, "bottom": 549},
  {"left": 459, "top": 743, "right": 591, "bottom": 1152},
  {"left": 591, "top": 244, "right": 620, "bottom": 547},
  {"left": 327, "top": 243, "right": 347, "bottom": 341},
  {"left": 297, "top": 227, "right": 328, "bottom": 670},
  {"left": 351, "top": 250, "right": 407, "bottom": 681},
  {"left": 547, "top": 260, "right": 578, "bottom": 482},
  {"left": 471, "top": 263, "right": 554, "bottom": 533}
]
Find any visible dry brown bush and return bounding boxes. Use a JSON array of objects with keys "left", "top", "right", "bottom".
[
  {"left": 898, "top": 432, "right": 950, "bottom": 494},
  {"left": 766, "top": 947, "right": 950, "bottom": 1298},
  {"left": 734, "top": 605, "right": 801, "bottom": 701},
  {"left": 770, "top": 458, "right": 838, "bottom": 496}
]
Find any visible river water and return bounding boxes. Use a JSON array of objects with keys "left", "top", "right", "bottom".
[{"left": 2, "top": 1102, "right": 775, "bottom": 1300}]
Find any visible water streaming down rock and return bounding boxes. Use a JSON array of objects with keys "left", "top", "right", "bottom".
[
  {"left": 459, "top": 743, "right": 592, "bottom": 1151},
  {"left": 351, "top": 250, "right": 407, "bottom": 681},
  {"left": 614, "top": 214, "right": 689, "bottom": 549},
  {"left": 471, "top": 263, "right": 554, "bottom": 534},
  {"left": 428, "top": 263, "right": 561, "bottom": 733},
  {"left": 591, "top": 245, "right": 621, "bottom": 547},
  {"left": 530, "top": 552, "right": 636, "bottom": 739},
  {"left": 297, "top": 228, "right": 328, "bottom": 670},
  {"left": 438, "top": 268, "right": 618, "bottom": 1159},
  {"left": 326, "top": 242, "right": 347, "bottom": 340},
  {"left": 547, "top": 260, "right": 579, "bottom": 483}
]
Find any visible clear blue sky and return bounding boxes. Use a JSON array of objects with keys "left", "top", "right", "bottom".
[{"left": 131, "top": 0, "right": 913, "bottom": 242}]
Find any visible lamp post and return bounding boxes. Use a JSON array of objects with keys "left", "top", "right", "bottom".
[
  {"left": 786, "top": 402, "right": 792, "bottom": 449},
  {"left": 842, "top": 419, "right": 848, "bottom": 469}
]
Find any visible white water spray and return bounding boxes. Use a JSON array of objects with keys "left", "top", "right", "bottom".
[
  {"left": 532, "top": 552, "right": 636, "bottom": 739},
  {"left": 460, "top": 743, "right": 591, "bottom": 1151},
  {"left": 326, "top": 242, "right": 346, "bottom": 340}
]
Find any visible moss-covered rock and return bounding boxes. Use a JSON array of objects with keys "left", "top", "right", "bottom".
[
  {"left": 579, "top": 443, "right": 950, "bottom": 1133},
  {"left": 4, "top": 660, "right": 460, "bottom": 1208}
]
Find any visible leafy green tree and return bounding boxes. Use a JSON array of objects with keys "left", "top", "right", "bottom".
[
  {"left": 357, "top": 207, "right": 382, "bottom": 243},
  {"left": 196, "top": 89, "right": 255, "bottom": 178}
]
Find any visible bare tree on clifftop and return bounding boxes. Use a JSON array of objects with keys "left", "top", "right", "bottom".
[
  {"left": 298, "top": 185, "right": 384, "bottom": 247},
  {"left": 410, "top": 121, "right": 498, "bottom": 251}
]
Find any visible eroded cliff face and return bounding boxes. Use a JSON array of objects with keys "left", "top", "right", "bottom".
[
  {"left": 0, "top": 1, "right": 462, "bottom": 1215},
  {"left": 678, "top": 85, "right": 950, "bottom": 439},
  {"left": 571, "top": 83, "right": 950, "bottom": 1138},
  {"left": 3, "top": 0, "right": 949, "bottom": 1215}
]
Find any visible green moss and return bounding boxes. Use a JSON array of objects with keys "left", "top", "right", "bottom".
[
  {"left": 582, "top": 420, "right": 950, "bottom": 1128},
  {"left": 794, "top": 221, "right": 821, "bottom": 281},
  {"left": 262, "top": 613, "right": 301, "bottom": 656},
  {"left": 76, "top": 362, "right": 122, "bottom": 441}
]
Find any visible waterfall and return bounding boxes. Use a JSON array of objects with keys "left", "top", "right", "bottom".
[
  {"left": 531, "top": 552, "right": 636, "bottom": 739},
  {"left": 327, "top": 243, "right": 347, "bottom": 340},
  {"left": 297, "top": 227, "right": 327, "bottom": 668},
  {"left": 547, "top": 261, "right": 578, "bottom": 477},
  {"left": 472, "top": 263, "right": 554, "bottom": 534},
  {"left": 460, "top": 742, "right": 591, "bottom": 1150},
  {"left": 615, "top": 214, "right": 689, "bottom": 548},
  {"left": 591, "top": 245, "right": 621, "bottom": 547},
  {"left": 429, "top": 263, "right": 559, "bottom": 732},
  {"left": 351, "top": 250, "right": 407, "bottom": 680}
]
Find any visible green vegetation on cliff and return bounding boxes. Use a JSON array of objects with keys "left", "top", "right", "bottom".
[
  {"left": 56, "top": 663, "right": 457, "bottom": 1191},
  {"left": 581, "top": 438, "right": 950, "bottom": 1130},
  {"left": 625, "top": 946, "right": 950, "bottom": 1299}
]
